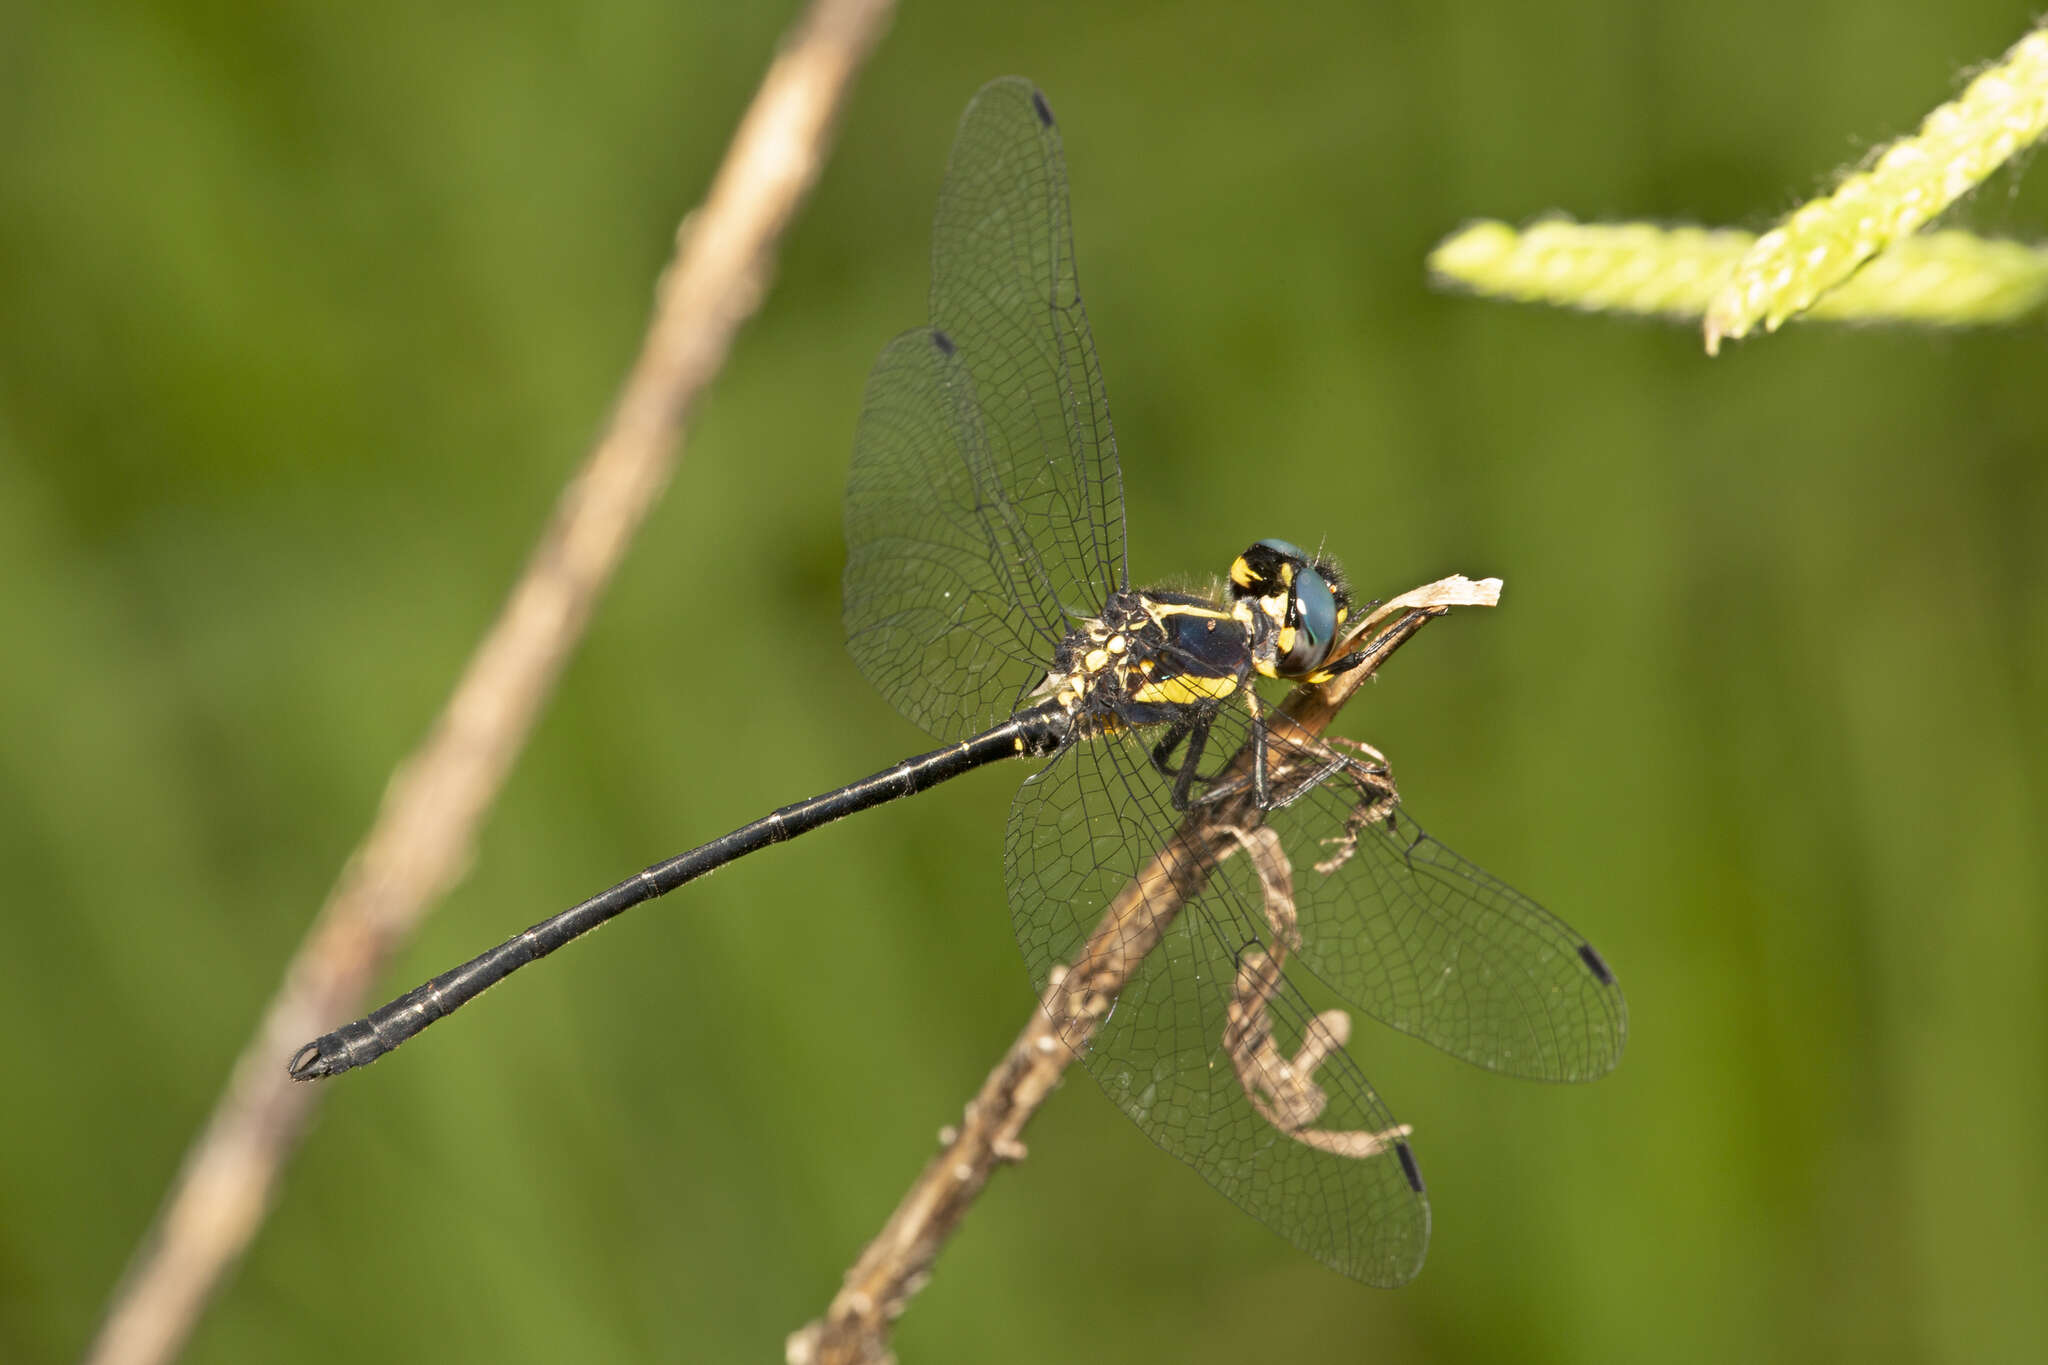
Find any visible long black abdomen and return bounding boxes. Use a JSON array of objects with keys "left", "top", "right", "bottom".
[{"left": 290, "top": 704, "right": 1071, "bottom": 1079}]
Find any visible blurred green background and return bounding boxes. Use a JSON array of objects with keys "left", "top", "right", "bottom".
[{"left": 5, "top": 2, "right": 2045, "bottom": 1362}]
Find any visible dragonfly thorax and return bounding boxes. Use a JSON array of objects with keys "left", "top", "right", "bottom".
[
  {"left": 1035, "top": 539, "right": 1359, "bottom": 734},
  {"left": 1037, "top": 588, "right": 1255, "bottom": 732}
]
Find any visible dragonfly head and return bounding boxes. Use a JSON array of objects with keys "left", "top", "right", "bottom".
[{"left": 1228, "top": 539, "right": 1352, "bottom": 678}]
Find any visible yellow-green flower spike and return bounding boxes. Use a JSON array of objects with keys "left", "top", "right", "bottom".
[
  {"left": 1431, "top": 219, "right": 2048, "bottom": 329},
  {"left": 1431, "top": 220, "right": 1751, "bottom": 321},
  {"left": 1701, "top": 24, "right": 2048, "bottom": 353},
  {"left": 1817, "top": 229, "right": 2048, "bottom": 324}
]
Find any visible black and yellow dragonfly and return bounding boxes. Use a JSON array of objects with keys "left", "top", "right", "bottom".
[{"left": 292, "top": 77, "right": 1625, "bottom": 1286}]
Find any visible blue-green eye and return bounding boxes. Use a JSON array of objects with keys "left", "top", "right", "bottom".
[{"left": 1280, "top": 565, "right": 1338, "bottom": 673}]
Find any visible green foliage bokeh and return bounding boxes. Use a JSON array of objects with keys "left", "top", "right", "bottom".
[{"left": 4, "top": 3, "right": 2044, "bottom": 1363}]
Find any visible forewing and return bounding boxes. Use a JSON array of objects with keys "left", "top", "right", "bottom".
[
  {"left": 930, "top": 78, "right": 1125, "bottom": 618},
  {"left": 844, "top": 77, "right": 1126, "bottom": 740}
]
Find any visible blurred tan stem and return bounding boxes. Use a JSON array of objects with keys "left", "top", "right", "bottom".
[{"left": 82, "top": 4, "right": 894, "bottom": 1364}]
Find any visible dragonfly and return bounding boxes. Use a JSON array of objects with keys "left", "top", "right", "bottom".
[{"left": 291, "top": 77, "right": 1626, "bottom": 1285}]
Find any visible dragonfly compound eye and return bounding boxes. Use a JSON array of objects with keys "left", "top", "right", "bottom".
[
  {"left": 1231, "top": 539, "right": 1331, "bottom": 672},
  {"left": 1279, "top": 563, "right": 1340, "bottom": 675}
]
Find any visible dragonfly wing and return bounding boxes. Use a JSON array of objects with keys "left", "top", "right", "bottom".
[
  {"left": 1250, "top": 713, "right": 1628, "bottom": 1081},
  {"left": 1006, "top": 731, "right": 1430, "bottom": 1285},
  {"left": 845, "top": 78, "right": 1126, "bottom": 740}
]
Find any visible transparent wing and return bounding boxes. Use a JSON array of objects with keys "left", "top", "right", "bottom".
[
  {"left": 929, "top": 79, "right": 1125, "bottom": 615},
  {"left": 844, "top": 330, "right": 1071, "bottom": 740},
  {"left": 1006, "top": 731, "right": 1430, "bottom": 1285},
  {"left": 845, "top": 77, "right": 1126, "bottom": 741},
  {"left": 1226, "top": 706, "right": 1628, "bottom": 1081}
]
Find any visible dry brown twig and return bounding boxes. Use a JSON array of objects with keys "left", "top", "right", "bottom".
[
  {"left": 789, "top": 573, "right": 1502, "bottom": 1365},
  {"left": 83, "top": 5, "right": 896, "bottom": 1364},
  {"left": 1220, "top": 823, "right": 1410, "bottom": 1160}
]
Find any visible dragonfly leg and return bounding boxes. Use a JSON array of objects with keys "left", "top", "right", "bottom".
[
  {"left": 1318, "top": 607, "right": 1443, "bottom": 679},
  {"left": 1163, "top": 720, "right": 1204, "bottom": 806},
  {"left": 1149, "top": 717, "right": 1192, "bottom": 782},
  {"left": 1242, "top": 688, "right": 1272, "bottom": 809}
]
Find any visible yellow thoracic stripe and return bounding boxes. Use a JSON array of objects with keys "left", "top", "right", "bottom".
[
  {"left": 1144, "top": 598, "right": 1232, "bottom": 620},
  {"left": 1131, "top": 671, "right": 1241, "bottom": 705}
]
